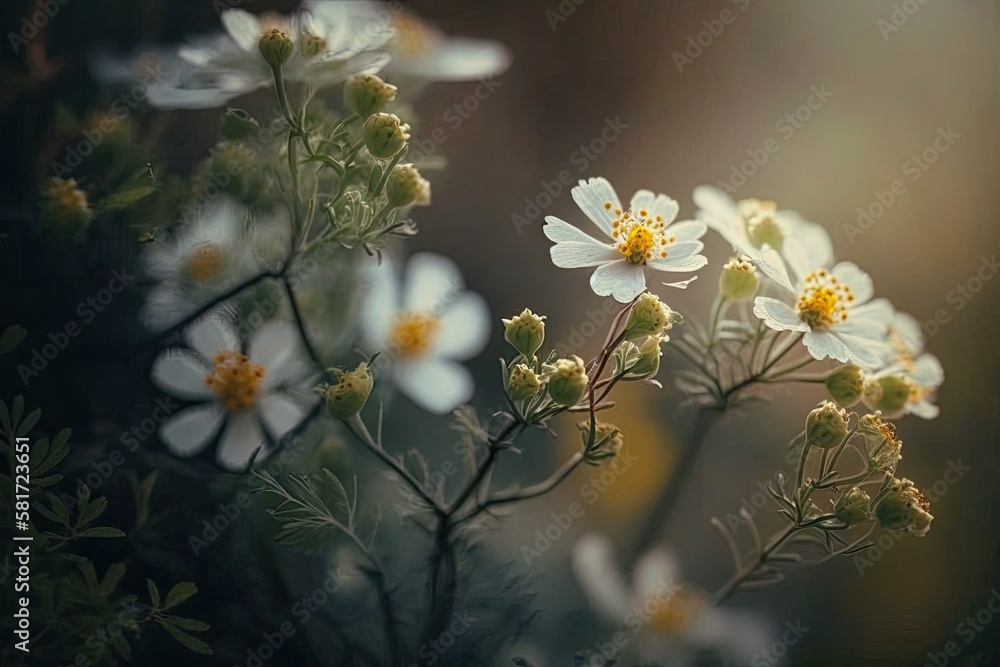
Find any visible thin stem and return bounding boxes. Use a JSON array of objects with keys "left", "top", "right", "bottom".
[
  {"left": 714, "top": 524, "right": 797, "bottom": 605},
  {"left": 282, "top": 277, "right": 321, "bottom": 367}
]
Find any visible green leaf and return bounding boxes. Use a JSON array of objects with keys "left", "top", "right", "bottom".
[
  {"left": 0, "top": 399, "right": 10, "bottom": 434},
  {"left": 161, "top": 615, "right": 209, "bottom": 632},
  {"left": 77, "top": 496, "right": 109, "bottom": 528},
  {"left": 314, "top": 469, "right": 349, "bottom": 520},
  {"left": 34, "top": 501, "right": 65, "bottom": 525},
  {"left": 147, "top": 579, "right": 161, "bottom": 608},
  {"left": 0, "top": 325, "right": 26, "bottom": 353},
  {"left": 112, "top": 633, "right": 132, "bottom": 660},
  {"left": 162, "top": 582, "right": 198, "bottom": 611},
  {"left": 17, "top": 408, "right": 41, "bottom": 437},
  {"left": 45, "top": 493, "right": 71, "bottom": 526},
  {"left": 160, "top": 620, "right": 213, "bottom": 655},
  {"left": 79, "top": 526, "right": 125, "bottom": 538},
  {"left": 96, "top": 183, "right": 157, "bottom": 212},
  {"left": 100, "top": 563, "right": 126, "bottom": 596},
  {"left": 77, "top": 561, "right": 99, "bottom": 594},
  {"left": 33, "top": 473, "right": 63, "bottom": 488},
  {"left": 12, "top": 396, "right": 24, "bottom": 427}
]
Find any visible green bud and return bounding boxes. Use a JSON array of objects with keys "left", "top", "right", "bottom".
[
  {"left": 258, "top": 28, "right": 294, "bottom": 68},
  {"left": 624, "top": 292, "right": 680, "bottom": 340},
  {"left": 546, "top": 355, "right": 588, "bottom": 407},
  {"left": 39, "top": 178, "right": 93, "bottom": 243},
  {"left": 220, "top": 108, "right": 261, "bottom": 141},
  {"left": 345, "top": 74, "right": 398, "bottom": 118},
  {"left": 502, "top": 308, "right": 546, "bottom": 360},
  {"left": 875, "top": 477, "right": 933, "bottom": 537},
  {"left": 507, "top": 363, "right": 541, "bottom": 401},
  {"left": 804, "top": 401, "right": 849, "bottom": 449},
  {"left": 834, "top": 487, "right": 870, "bottom": 526},
  {"left": 386, "top": 163, "right": 431, "bottom": 208},
  {"left": 739, "top": 198, "right": 783, "bottom": 250},
  {"left": 718, "top": 257, "right": 759, "bottom": 301},
  {"left": 578, "top": 421, "right": 623, "bottom": 466},
  {"left": 626, "top": 336, "right": 662, "bottom": 380},
  {"left": 862, "top": 375, "right": 911, "bottom": 415},
  {"left": 363, "top": 112, "right": 410, "bottom": 159},
  {"left": 825, "top": 364, "right": 864, "bottom": 407},
  {"left": 323, "top": 362, "right": 374, "bottom": 420}
]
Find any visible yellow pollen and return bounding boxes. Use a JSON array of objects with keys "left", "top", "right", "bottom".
[
  {"left": 796, "top": 271, "right": 853, "bottom": 329},
  {"left": 186, "top": 244, "right": 225, "bottom": 283},
  {"left": 204, "top": 350, "right": 266, "bottom": 411},
  {"left": 646, "top": 589, "right": 704, "bottom": 634},
  {"left": 612, "top": 207, "right": 671, "bottom": 265},
  {"left": 392, "top": 312, "right": 438, "bottom": 358}
]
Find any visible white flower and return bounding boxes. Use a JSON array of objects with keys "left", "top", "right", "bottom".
[
  {"left": 694, "top": 185, "right": 834, "bottom": 280},
  {"left": 752, "top": 248, "right": 892, "bottom": 369},
  {"left": 571, "top": 533, "right": 770, "bottom": 665},
  {"left": 544, "top": 178, "right": 708, "bottom": 302},
  {"left": 866, "top": 309, "right": 944, "bottom": 419},
  {"left": 359, "top": 252, "right": 490, "bottom": 414},
  {"left": 140, "top": 197, "right": 262, "bottom": 332},
  {"left": 151, "top": 315, "right": 317, "bottom": 470}
]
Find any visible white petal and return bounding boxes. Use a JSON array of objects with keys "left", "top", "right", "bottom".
[
  {"left": 779, "top": 212, "right": 834, "bottom": 271},
  {"left": 403, "top": 252, "right": 464, "bottom": 314},
  {"left": 571, "top": 177, "right": 620, "bottom": 236},
  {"left": 647, "top": 252, "right": 708, "bottom": 273},
  {"left": 802, "top": 329, "right": 851, "bottom": 363},
  {"left": 692, "top": 185, "right": 739, "bottom": 224},
  {"left": 630, "top": 189, "right": 655, "bottom": 214},
  {"left": 632, "top": 548, "right": 681, "bottom": 601},
  {"left": 589, "top": 260, "right": 646, "bottom": 303},
  {"left": 392, "top": 36, "right": 510, "bottom": 80},
  {"left": 359, "top": 257, "right": 400, "bottom": 349},
  {"left": 151, "top": 351, "right": 214, "bottom": 400},
  {"left": 832, "top": 261, "right": 874, "bottom": 304},
  {"left": 650, "top": 194, "right": 680, "bottom": 223},
  {"left": 891, "top": 310, "right": 924, "bottom": 355},
  {"left": 545, "top": 217, "right": 619, "bottom": 268},
  {"left": 543, "top": 216, "right": 612, "bottom": 246},
  {"left": 258, "top": 393, "right": 308, "bottom": 441},
  {"left": 159, "top": 403, "right": 224, "bottom": 456},
  {"left": 186, "top": 314, "right": 240, "bottom": 360},
  {"left": 249, "top": 320, "right": 300, "bottom": 369},
  {"left": 394, "top": 358, "right": 474, "bottom": 415},
  {"left": 753, "top": 297, "right": 809, "bottom": 332},
  {"left": 910, "top": 352, "right": 944, "bottom": 387},
  {"left": 908, "top": 400, "right": 940, "bottom": 420},
  {"left": 145, "top": 82, "right": 247, "bottom": 110},
  {"left": 216, "top": 410, "right": 266, "bottom": 470},
  {"left": 570, "top": 533, "right": 632, "bottom": 620},
  {"left": 221, "top": 9, "right": 262, "bottom": 52},
  {"left": 666, "top": 219, "right": 706, "bottom": 243},
  {"left": 835, "top": 332, "right": 889, "bottom": 369},
  {"left": 662, "top": 277, "right": 698, "bottom": 289},
  {"left": 432, "top": 292, "right": 491, "bottom": 360},
  {"left": 753, "top": 247, "right": 797, "bottom": 295}
]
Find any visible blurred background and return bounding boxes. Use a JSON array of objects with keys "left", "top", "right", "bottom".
[{"left": 2, "top": 0, "right": 999, "bottom": 664}]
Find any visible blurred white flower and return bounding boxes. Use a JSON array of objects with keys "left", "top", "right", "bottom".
[
  {"left": 863, "top": 309, "right": 944, "bottom": 418},
  {"left": 359, "top": 252, "right": 490, "bottom": 414},
  {"left": 752, "top": 247, "right": 892, "bottom": 369},
  {"left": 544, "top": 178, "right": 708, "bottom": 302},
  {"left": 151, "top": 315, "right": 316, "bottom": 470},
  {"left": 694, "top": 185, "right": 834, "bottom": 279},
  {"left": 571, "top": 533, "right": 771, "bottom": 666}
]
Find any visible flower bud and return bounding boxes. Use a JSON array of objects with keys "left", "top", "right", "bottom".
[
  {"left": 258, "top": 28, "right": 294, "bottom": 68},
  {"left": 718, "top": 257, "right": 759, "bottom": 301},
  {"left": 626, "top": 336, "right": 662, "bottom": 379},
  {"left": 39, "top": 178, "right": 93, "bottom": 243},
  {"left": 875, "top": 477, "right": 933, "bottom": 537},
  {"left": 862, "top": 375, "right": 911, "bottom": 415},
  {"left": 345, "top": 74, "right": 398, "bottom": 118},
  {"left": 507, "top": 363, "right": 540, "bottom": 401},
  {"left": 825, "top": 364, "right": 864, "bottom": 407},
  {"left": 385, "top": 163, "right": 430, "bottom": 208},
  {"left": 363, "top": 113, "right": 410, "bottom": 159},
  {"left": 502, "top": 308, "right": 546, "bottom": 360},
  {"left": 739, "top": 199, "right": 783, "bottom": 250},
  {"left": 804, "top": 401, "right": 849, "bottom": 449},
  {"left": 323, "top": 362, "right": 374, "bottom": 420},
  {"left": 624, "top": 292, "right": 680, "bottom": 340},
  {"left": 546, "top": 355, "right": 588, "bottom": 407},
  {"left": 578, "top": 421, "right": 622, "bottom": 466},
  {"left": 834, "top": 487, "right": 870, "bottom": 526},
  {"left": 220, "top": 108, "right": 261, "bottom": 141}
]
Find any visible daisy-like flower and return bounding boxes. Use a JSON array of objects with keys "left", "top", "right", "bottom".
[
  {"left": 752, "top": 247, "right": 892, "bottom": 369},
  {"left": 693, "top": 185, "right": 834, "bottom": 279},
  {"left": 359, "top": 252, "right": 490, "bottom": 414},
  {"left": 140, "top": 197, "right": 260, "bottom": 331},
  {"left": 861, "top": 309, "right": 944, "bottom": 419},
  {"left": 151, "top": 315, "right": 317, "bottom": 470},
  {"left": 544, "top": 178, "right": 708, "bottom": 303},
  {"left": 571, "top": 534, "right": 770, "bottom": 665}
]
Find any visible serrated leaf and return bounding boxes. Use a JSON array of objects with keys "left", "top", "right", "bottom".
[
  {"left": 160, "top": 620, "right": 213, "bottom": 655},
  {"left": 79, "top": 526, "right": 125, "bottom": 538},
  {"left": 0, "top": 325, "right": 26, "bottom": 354},
  {"left": 162, "top": 582, "right": 197, "bottom": 611},
  {"left": 147, "top": 579, "right": 160, "bottom": 608},
  {"left": 100, "top": 563, "right": 126, "bottom": 596}
]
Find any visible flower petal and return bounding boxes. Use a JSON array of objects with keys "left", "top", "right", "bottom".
[
  {"left": 570, "top": 533, "right": 632, "bottom": 620},
  {"left": 753, "top": 297, "right": 809, "bottom": 332},
  {"left": 910, "top": 352, "right": 944, "bottom": 387},
  {"left": 779, "top": 212, "right": 834, "bottom": 272},
  {"left": 832, "top": 261, "right": 874, "bottom": 304},
  {"left": 650, "top": 194, "right": 680, "bottom": 223},
  {"left": 359, "top": 257, "right": 400, "bottom": 349},
  {"left": 692, "top": 185, "right": 739, "bottom": 225},
  {"left": 662, "top": 277, "right": 698, "bottom": 289},
  {"left": 432, "top": 292, "right": 491, "bottom": 360},
  {"left": 403, "top": 252, "right": 465, "bottom": 314},
  {"left": 647, "top": 252, "right": 708, "bottom": 272},
  {"left": 666, "top": 219, "right": 707, "bottom": 243},
  {"left": 802, "top": 329, "right": 851, "bottom": 363},
  {"left": 258, "top": 393, "right": 308, "bottom": 441},
  {"left": 835, "top": 332, "right": 889, "bottom": 369},
  {"left": 571, "top": 177, "right": 620, "bottom": 236},
  {"left": 159, "top": 403, "right": 224, "bottom": 456},
  {"left": 891, "top": 310, "right": 924, "bottom": 355},
  {"left": 632, "top": 548, "right": 681, "bottom": 601},
  {"left": 216, "top": 410, "right": 266, "bottom": 470},
  {"left": 220, "top": 9, "right": 262, "bottom": 52},
  {"left": 908, "top": 400, "right": 940, "bottom": 420},
  {"left": 391, "top": 36, "right": 510, "bottom": 80},
  {"left": 151, "top": 351, "right": 214, "bottom": 400},
  {"left": 589, "top": 260, "right": 646, "bottom": 303},
  {"left": 545, "top": 217, "right": 619, "bottom": 268},
  {"left": 186, "top": 314, "right": 240, "bottom": 360},
  {"left": 394, "top": 358, "right": 474, "bottom": 414}
]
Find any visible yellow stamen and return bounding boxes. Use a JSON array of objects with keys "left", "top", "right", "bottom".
[
  {"left": 186, "top": 244, "right": 225, "bottom": 283},
  {"left": 392, "top": 312, "right": 438, "bottom": 358},
  {"left": 204, "top": 350, "right": 266, "bottom": 411},
  {"left": 796, "top": 271, "right": 853, "bottom": 329}
]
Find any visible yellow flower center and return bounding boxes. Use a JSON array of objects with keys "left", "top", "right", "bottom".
[
  {"left": 392, "top": 312, "right": 438, "bottom": 358},
  {"left": 738, "top": 198, "right": 783, "bottom": 250},
  {"left": 607, "top": 202, "right": 674, "bottom": 265},
  {"left": 646, "top": 588, "right": 704, "bottom": 634},
  {"left": 186, "top": 244, "right": 225, "bottom": 283},
  {"left": 48, "top": 179, "right": 89, "bottom": 212},
  {"left": 796, "top": 269, "right": 854, "bottom": 329},
  {"left": 204, "top": 350, "right": 266, "bottom": 411}
]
